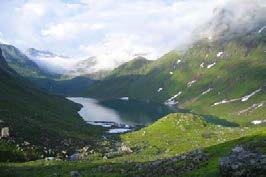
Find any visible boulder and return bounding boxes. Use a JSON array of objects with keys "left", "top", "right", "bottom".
[
  {"left": 1, "top": 127, "right": 9, "bottom": 138},
  {"left": 220, "top": 146, "right": 266, "bottom": 177},
  {"left": 70, "top": 171, "right": 81, "bottom": 177},
  {"left": 119, "top": 143, "right": 133, "bottom": 153}
]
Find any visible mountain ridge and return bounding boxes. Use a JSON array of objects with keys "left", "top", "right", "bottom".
[{"left": 84, "top": 28, "right": 266, "bottom": 125}]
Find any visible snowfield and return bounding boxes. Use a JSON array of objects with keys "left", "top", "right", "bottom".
[
  {"left": 212, "top": 88, "right": 262, "bottom": 106},
  {"left": 217, "top": 51, "right": 223, "bottom": 57},
  {"left": 207, "top": 62, "right": 216, "bottom": 69},
  {"left": 241, "top": 89, "right": 261, "bottom": 102},
  {"left": 157, "top": 88, "right": 163, "bottom": 92},
  {"left": 187, "top": 80, "right": 196, "bottom": 87},
  {"left": 164, "top": 91, "right": 182, "bottom": 106},
  {"left": 202, "top": 88, "right": 213, "bottom": 95},
  {"left": 120, "top": 97, "right": 129, "bottom": 101}
]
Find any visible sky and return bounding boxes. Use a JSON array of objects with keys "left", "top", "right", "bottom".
[{"left": 0, "top": 0, "right": 265, "bottom": 71}]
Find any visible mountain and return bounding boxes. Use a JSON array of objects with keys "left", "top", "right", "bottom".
[
  {"left": 0, "top": 48, "right": 103, "bottom": 162},
  {"left": 66, "top": 56, "right": 98, "bottom": 77},
  {"left": 85, "top": 27, "right": 266, "bottom": 126},
  {"left": 0, "top": 27, "right": 265, "bottom": 177},
  {"left": 26, "top": 48, "right": 56, "bottom": 58},
  {"left": 31, "top": 76, "right": 94, "bottom": 96},
  {"left": 21, "top": 48, "right": 95, "bottom": 96},
  {"left": 0, "top": 44, "right": 48, "bottom": 78},
  {"left": 25, "top": 48, "right": 74, "bottom": 74}
]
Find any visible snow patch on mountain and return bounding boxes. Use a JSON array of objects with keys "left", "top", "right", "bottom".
[
  {"left": 207, "top": 62, "right": 216, "bottom": 69},
  {"left": 241, "top": 89, "right": 261, "bottom": 102},
  {"left": 217, "top": 51, "right": 223, "bottom": 57},
  {"left": 202, "top": 88, "right": 213, "bottom": 95},
  {"left": 258, "top": 26, "right": 266, "bottom": 33},
  {"left": 120, "top": 97, "right": 129, "bottom": 101},
  {"left": 157, "top": 88, "right": 163, "bottom": 93},
  {"left": 251, "top": 120, "right": 266, "bottom": 125},
  {"left": 187, "top": 80, "right": 197, "bottom": 88},
  {"left": 212, "top": 88, "right": 262, "bottom": 106},
  {"left": 200, "top": 62, "right": 204, "bottom": 68},
  {"left": 164, "top": 92, "right": 182, "bottom": 106},
  {"left": 176, "top": 59, "right": 182, "bottom": 64},
  {"left": 238, "top": 101, "right": 265, "bottom": 115}
]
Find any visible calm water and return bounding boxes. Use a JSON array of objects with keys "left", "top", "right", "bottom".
[
  {"left": 67, "top": 97, "right": 173, "bottom": 126},
  {"left": 67, "top": 97, "right": 238, "bottom": 133}
]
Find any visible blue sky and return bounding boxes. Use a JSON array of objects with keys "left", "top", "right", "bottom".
[{"left": 0, "top": 0, "right": 265, "bottom": 70}]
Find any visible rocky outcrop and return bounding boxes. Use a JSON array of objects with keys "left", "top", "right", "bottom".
[
  {"left": 220, "top": 146, "right": 266, "bottom": 177},
  {"left": 95, "top": 149, "right": 208, "bottom": 176},
  {"left": 1, "top": 127, "right": 10, "bottom": 138},
  {"left": 70, "top": 171, "right": 81, "bottom": 177}
]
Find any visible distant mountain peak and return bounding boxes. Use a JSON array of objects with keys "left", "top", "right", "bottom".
[{"left": 25, "top": 48, "right": 69, "bottom": 58}]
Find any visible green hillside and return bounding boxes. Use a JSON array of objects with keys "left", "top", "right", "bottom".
[
  {"left": 85, "top": 31, "right": 266, "bottom": 125},
  {"left": 0, "top": 44, "right": 49, "bottom": 78},
  {"left": 0, "top": 49, "right": 103, "bottom": 162},
  {"left": 1, "top": 113, "right": 265, "bottom": 177}
]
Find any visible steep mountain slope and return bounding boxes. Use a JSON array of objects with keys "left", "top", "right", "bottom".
[
  {"left": 0, "top": 44, "right": 48, "bottom": 78},
  {"left": 85, "top": 29, "right": 266, "bottom": 125},
  {"left": 0, "top": 49, "right": 103, "bottom": 161},
  {"left": 0, "top": 46, "right": 91, "bottom": 96},
  {"left": 31, "top": 76, "right": 94, "bottom": 96}
]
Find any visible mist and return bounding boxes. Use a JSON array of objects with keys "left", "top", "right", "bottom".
[{"left": 0, "top": 0, "right": 265, "bottom": 74}]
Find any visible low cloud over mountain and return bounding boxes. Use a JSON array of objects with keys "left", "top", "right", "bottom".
[{"left": 0, "top": 0, "right": 265, "bottom": 73}]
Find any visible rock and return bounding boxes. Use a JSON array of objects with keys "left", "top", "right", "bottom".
[
  {"left": 82, "top": 146, "right": 90, "bottom": 152},
  {"left": 121, "top": 149, "right": 207, "bottom": 176},
  {"left": 23, "top": 141, "right": 30, "bottom": 146},
  {"left": 232, "top": 146, "right": 244, "bottom": 153},
  {"left": 70, "top": 171, "right": 81, "bottom": 177},
  {"left": 69, "top": 153, "right": 80, "bottom": 161},
  {"left": 119, "top": 143, "right": 133, "bottom": 153},
  {"left": 220, "top": 146, "right": 266, "bottom": 177},
  {"left": 1, "top": 127, "right": 9, "bottom": 138},
  {"left": 45, "top": 157, "right": 55, "bottom": 161}
]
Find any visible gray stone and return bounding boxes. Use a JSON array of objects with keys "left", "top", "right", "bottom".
[
  {"left": 220, "top": 146, "right": 266, "bottom": 177},
  {"left": 119, "top": 143, "right": 133, "bottom": 153},
  {"left": 45, "top": 157, "right": 55, "bottom": 161},
  {"left": 70, "top": 171, "right": 81, "bottom": 177},
  {"left": 1, "top": 127, "right": 9, "bottom": 138},
  {"left": 232, "top": 146, "right": 244, "bottom": 153}
]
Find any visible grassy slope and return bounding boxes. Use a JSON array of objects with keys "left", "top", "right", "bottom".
[
  {"left": 85, "top": 32, "right": 266, "bottom": 125},
  {"left": 1, "top": 113, "right": 265, "bottom": 177},
  {"left": 0, "top": 50, "right": 103, "bottom": 161}
]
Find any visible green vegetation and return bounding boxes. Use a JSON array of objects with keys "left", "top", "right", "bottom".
[
  {"left": 0, "top": 29, "right": 265, "bottom": 176},
  {"left": 85, "top": 32, "right": 266, "bottom": 125},
  {"left": 0, "top": 49, "right": 104, "bottom": 162},
  {"left": 1, "top": 113, "right": 265, "bottom": 176},
  {"left": 0, "top": 44, "right": 48, "bottom": 78}
]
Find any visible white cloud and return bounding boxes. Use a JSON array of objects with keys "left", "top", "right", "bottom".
[
  {"left": 0, "top": 0, "right": 265, "bottom": 73},
  {"left": 0, "top": 32, "right": 10, "bottom": 44},
  {"left": 79, "top": 33, "right": 156, "bottom": 70},
  {"left": 42, "top": 22, "right": 105, "bottom": 40}
]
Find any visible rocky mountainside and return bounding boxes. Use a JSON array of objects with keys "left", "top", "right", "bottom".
[
  {"left": 85, "top": 27, "right": 266, "bottom": 126},
  {"left": 0, "top": 44, "right": 48, "bottom": 78}
]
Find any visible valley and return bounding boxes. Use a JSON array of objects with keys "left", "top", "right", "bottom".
[
  {"left": 0, "top": 1, "right": 265, "bottom": 176},
  {"left": 1, "top": 29, "right": 265, "bottom": 176}
]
